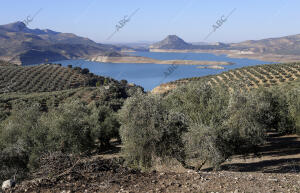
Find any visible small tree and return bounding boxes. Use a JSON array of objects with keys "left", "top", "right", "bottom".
[
  {"left": 96, "top": 81, "right": 102, "bottom": 87},
  {"left": 89, "top": 104, "right": 120, "bottom": 148},
  {"left": 42, "top": 100, "right": 94, "bottom": 154},
  {"left": 119, "top": 93, "right": 187, "bottom": 169},
  {"left": 81, "top": 68, "right": 89, "bottom": 74}
]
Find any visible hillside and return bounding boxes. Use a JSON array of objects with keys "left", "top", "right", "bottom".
[
  {"left": 152, "top": 62, "right": 300, "bottom": 94},
  {"left": 231, "top": 34, "right": 300, "bottom": 55},
  {"left": 0, "top": 64, "right": 120, "bottom": 94},
  {"left": 149, "top": 35, "right": 230, "bottom": 50},
  {"left": 0, "top": 22, "right": 118, "bottom": 65},
  {"left": 149, "top": 34, "right": 300, "bottom": 62},
  {"left": 150, "top": 35, "right": 193, "bottom": 49}
]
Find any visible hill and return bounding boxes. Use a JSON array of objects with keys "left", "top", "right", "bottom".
[
  {"left": 152, "top": 62, "right": 300, "bottom": 94},
  {"left": 149, "top": 35, "right": 229, "bottom": 50},
  {"left": 0, "top": 64, "right": 121, "bottom": 94},
  {"left": 231, "top": 34, "right": 300, "bottom": 55},
  {"left": 149, "top": 34, "right": 300, "bottom": 62},
  {"left": 0, "top": 22, "right": 118, "bottom": 65},
  {"left": 149, "top": 35, "right": 193, "bottom": 49}
]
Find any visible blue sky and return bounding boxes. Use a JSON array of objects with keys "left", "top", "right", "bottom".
[{"left": 1, "top": 0, "right": 299, "bottom": 43}]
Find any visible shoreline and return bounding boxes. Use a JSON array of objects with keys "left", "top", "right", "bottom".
[
  {"left": 89, "top": 55, "right": 233, "bottom": 66},
  {"left": 149, "top": 48, "right": 300, "bottom": 63}
]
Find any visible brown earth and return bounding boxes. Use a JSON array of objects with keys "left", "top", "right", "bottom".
[
  {"left": 8, "top": 132, "right": 300, "bottom": 193},
  {"left": 89, "top": 55, "right": 232, "bottom": 66}
]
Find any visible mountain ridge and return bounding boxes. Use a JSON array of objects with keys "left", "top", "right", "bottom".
[
  {"left": 150, "top": 34, "right": 300, "bottom": 56},
  {"left": 0, "top": 21, "right": 119, "bottom": 65}
]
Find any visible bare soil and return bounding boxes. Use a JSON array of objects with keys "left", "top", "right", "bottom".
[{"left": 8, "top": 132, "right": 300, "bottom": 193}]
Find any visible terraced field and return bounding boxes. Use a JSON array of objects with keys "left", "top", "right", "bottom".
[
  {"left": 0, "top": 60, "right": 16, "bottom": 66},
  {"left": 0, "top": 64, "right": 117, "bottom": 94},
  {"left": 152, "top": 62, "right": 300, "bottom": 94}
]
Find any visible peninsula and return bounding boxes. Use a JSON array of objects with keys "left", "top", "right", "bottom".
[{"left": 89, "top": 55, "right": 233, "bottom": 66}]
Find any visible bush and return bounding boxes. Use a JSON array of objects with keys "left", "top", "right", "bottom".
[
  {"left": 0, "top": 103, "right": 43, "bottom": 179},
  {"left": 268, "top": 89, "right": 294, "bottom": 134},
  {"left": 89, "top": 104, "right": 120, "bottom": 148},
  {"left": 166, "top": 83, "right": 269, "bottom": 169},
  {"left": 119, "top": 93, "right": 187, "bottom": 170},
  {"left": 165, "top": 83, "right": 229, "bottom": 128},
  {"left": 285, "top": 88, "right": 300, "bottom": 134},
  {"left": 0, "top": 100, "right": 96, "bottom": 180},
  {"left": 41, "top": 100, "right": 94, "bottom": 154},
  {"left": 120, "top": 80, "right": 128, "bottom": 85},
  {"left": 96, "top": 81, "right": 102, "bottom": 87},
  {"left": 81, "top": 68, "right": 89, "bottom": 74}
]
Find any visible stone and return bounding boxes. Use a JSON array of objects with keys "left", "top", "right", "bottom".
[{"left": 2, "top": 179, "right": 16, "bottom": 191}]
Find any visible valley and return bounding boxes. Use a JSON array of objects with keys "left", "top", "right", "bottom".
[{"left": 2, "top": 2, "right": 300, "bottom": 192}]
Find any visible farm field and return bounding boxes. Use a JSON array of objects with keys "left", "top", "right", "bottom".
[
  {"left": 152, "top": 62, "right": 300, "bottom": 94},
  {"left": 0, "top": 64, "right": 118, "bottom": 94},
  {"left": 1, "top": 62, "right": 300, "bottom": 193}
]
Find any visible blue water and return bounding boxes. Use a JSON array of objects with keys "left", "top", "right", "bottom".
[{"left": 55, "top": 52, "right": 271, "bottom": 91}]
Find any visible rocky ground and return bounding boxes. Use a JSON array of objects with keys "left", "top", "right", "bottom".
[{"left": 4, "top": 133, "right": 300, "bottom": 193}]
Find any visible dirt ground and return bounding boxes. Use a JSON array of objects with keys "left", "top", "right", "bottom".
[{"left": 8, "top": 132, "right": 300, "bottom": 193}]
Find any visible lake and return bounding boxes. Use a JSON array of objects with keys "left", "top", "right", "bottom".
[{"left": 55, "top": 52, "right": 271, "bottom": 91}]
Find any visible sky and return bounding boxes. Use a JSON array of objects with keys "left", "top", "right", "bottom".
[{"left": 1, "top": 0, "right": 300, "bottom": 44}]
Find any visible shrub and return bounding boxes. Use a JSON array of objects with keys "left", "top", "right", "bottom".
[
  {"left": 165, "top": 83, "right": 229, "bottom": 127},
  {"left": 166, "top": 83, "right": 269, "bottom": 169},
  {"left": 81, "top": 68, "right": 89, "bottom": 74},
  {"left": 268, "top": 90, "right": 294, "bottom": 134},
  {"left": 73, "top": 67, "right": 81, "bottom": 71},
  {"left": 41, "top": 100, "right": 94, "bottom": 154},
  {"left": 89, "top": 104, "right": 120, "bottom": 148},
  {"left": 285, "top": 88, "right": 300, "bottom": 134},
  {"left": 120, "top": 80, "right": 128, "bottom": 85},
  {"left": 119, "top": 93, "right": 187, "bottom": 169},
  {"left": 96, "top": 81, "right": 101, "bottom": 87},
  {"left": 183, "top": 123, "right": 225, "bottom": 169},
  {"left": 0, "top": 103, "right": 43, "bottom": 178}
]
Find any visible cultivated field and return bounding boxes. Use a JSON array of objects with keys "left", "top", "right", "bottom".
[
  {"left": 152, "top": 62, "right": 300, "bottom": 93},
  {"left": 0, "top": 64, "right": 117, "bottom": 94}
]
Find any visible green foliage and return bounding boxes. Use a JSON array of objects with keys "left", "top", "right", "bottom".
[
  {"left": 96, "top": 81, "right": 101, "bottom": 87},
  {"left": 103, "top": 78, "right": 109, "bottom": 85},
  {"left": 0, "top": 96, "right": 127, "bottom": 180},
  {"left": 119, "top": 93, "right": 187, "bottom": 169},
  {"left": 165, "top": 83, "right": 229, "bottom": 126},
  {"left": 163, "top": 62, "right": 300, "bottom": 93},
  {"left": 81, "top": 68, "right": 90, "bottom": 74},
  {"left": 40, "top": 100, "right": 94, "bottom": 154},
  {"left": 164, "top": 83, "right": 269, "bottom": 169},
  {"left": 89, "top": 104, "right": 120, "bottom": 148},
  {"left": 0, "top": 103, "right": 43, "bottom": 179},
  {"left": 0, "top": 64, "right": 118, "bottom": 94}
]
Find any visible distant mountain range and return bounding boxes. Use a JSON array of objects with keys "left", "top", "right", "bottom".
[
  {"left": 230, "top": 34, "right": 300, "bottom": 55},
  {"left": 2, "top": 21, "right": 300, "bottom": 65},
  {"left": 0, "top": 22, "right": 118, "bottom": 65},
  {"left": 150, "top": 34, "right": 300, "bottom": 56}
]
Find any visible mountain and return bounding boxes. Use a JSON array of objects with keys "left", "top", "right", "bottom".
[
  {"left": 149, "top": 35, "right": 193, "bottom": 49},
  {"left": 230, "top": 34, "right": 300, "bottom": 55},
  {"left": 0, "top": 21, "right": 118, "bottom": 65},
  {"left": 150, "top": 34, "right": 300, "bottom": 58},
  {"left": 150, "top": 35, "right": 229, "bottom": 50}
]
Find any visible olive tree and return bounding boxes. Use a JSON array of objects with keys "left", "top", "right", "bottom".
[{"left": 119, "top": 93, "right": 187, "bottom": 169}]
